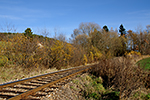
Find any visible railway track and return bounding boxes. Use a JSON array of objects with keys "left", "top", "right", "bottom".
[{"left": 0, "top": 64, "right": 97, "bottom": 100}]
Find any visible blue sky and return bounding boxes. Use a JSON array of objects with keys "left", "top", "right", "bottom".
[{"left": 0, "top": 0, "right": 150, "bottom": 38}]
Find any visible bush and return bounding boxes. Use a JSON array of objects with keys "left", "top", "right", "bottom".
[
  {"left": 0, "top": 55, "right": 8, "bottom": 66},
  {"left": 126, "top": 50, "right": 141, "bottom": 58},
  {"left": 83, "top": 54, "right": 88, "bottom": 65},
  {"left": 82, "top": 75, "right": 105, "bottom": 100},
  {"left": 91, "top": 57, "right": 149, "bottom": 99}
]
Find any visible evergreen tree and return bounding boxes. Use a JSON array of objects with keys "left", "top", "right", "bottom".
[
  {"left": 103, "top": 25, "right": 109, "bottom": 32},
  {"left": 119, "top": 24, "right": 126, "bottom": 36},
  {"left": 118, "top": 24, "right": 127, "bottom": 56},
  {"left": 24, "top": 28, "right": 33, "bottom": 37}
]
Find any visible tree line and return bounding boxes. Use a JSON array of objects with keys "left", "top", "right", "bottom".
[
  {"left": 71, "top": 22, "right": 150, "bottom": 57},
  {"left": 0, "top": 22, "right": 150, "bottom": 69}
]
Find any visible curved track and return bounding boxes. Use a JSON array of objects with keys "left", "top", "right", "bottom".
[{"left": 0, "top": 64, "right": 97, "bottom": 100}]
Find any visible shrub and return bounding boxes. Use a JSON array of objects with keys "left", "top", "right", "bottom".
[
  {"left": 83, "top": 54, "right": 88, "bottom": 65},
  {"left": 126, "top": 50, "right": 141, "bottom": 58},
  {"left": 91, "top": 57, "right": 149, "bottom": 99},
  {"left": 89, "top": 52, "right": 94, "bottom": 63},
  {"left": 0, "top": 55, "right": 8, "bottom": 66}
]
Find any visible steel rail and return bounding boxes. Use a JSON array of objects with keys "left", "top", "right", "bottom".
[
  {"left": 0, "top": 64, "right": 95, "bottom": 89},
  {"left": 8, "top": 65, "right": 94, "bottom": 100}
]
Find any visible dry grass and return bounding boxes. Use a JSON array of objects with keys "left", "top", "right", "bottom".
[
  {"left": 0, "top": 65, "right": 57, "bottom": 84},
  {"left": 0, "top": 62, "right": 96, "bottom": 84},
  {"left": 91, "top": 57, "right": 149, "bottom": 99}
]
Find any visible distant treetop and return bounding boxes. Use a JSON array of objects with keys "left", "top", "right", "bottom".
[
  {"left": 24, "top": 28, "right": 33, "bottom": 37},
  {"left": 119, "top": 24, "right": 126, "bottom": 36},
  {"left": 103, "top": 25, "right": 109, "bottom": 32}
]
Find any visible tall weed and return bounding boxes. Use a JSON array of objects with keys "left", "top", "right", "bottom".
[{"left": 91, "top": 57, "right": 149, "bottom": 99}]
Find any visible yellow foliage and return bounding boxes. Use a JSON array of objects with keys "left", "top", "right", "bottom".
[
  {"left": 106, "top": 50, "right": 112, "bottom": 59},
  {"left": 89, "top": 52, "right": 94, "bottom": 62},
  {"left": 0, "top": 55, "right": 8, "bottom": 66},
  {"left": 89, "top": 46, "right": 103, "bottom": 61},
  {"left": 50, "top": 41, "right": 74, "bottom": 62},
  {"left": 94, "top": 52, "right": 102, "bottom": 60},
  {"left": 126, "top": 51, "right": 141, "bottom": 56},
  {"left": 1, "top": 33, "right": 102, "bottom": 69},
  {"left": 124, "top": 51, "right": 128, "bottom": 56},
  {"left": 83, "top": 54, "right": 88, "bottom": 65}
]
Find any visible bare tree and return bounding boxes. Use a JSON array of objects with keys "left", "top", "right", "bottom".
[
  {"left": 38, "top": 28, "right": 51, "bottom": 37},
  {"left": 71, "top": 22, "right": 101, "bottom": 39},
  {"left": 146, "top": 25, "right": 150, "bottom": 33},
  {"left": 0, "top": 21, "right": 17, "bottom": 33},
  {"left": 54, "top": 27, "right": 61, "bottom": 39},
  {"left": 135, "top": 24, "right": 143, "bottom": 34},
  {"left": 56, "top": 33, "right": 66, "bottom": 42}
]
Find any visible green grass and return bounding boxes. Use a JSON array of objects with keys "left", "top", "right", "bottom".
[{"left": 137, "top": 57, "right": 150, "bottom": 70}]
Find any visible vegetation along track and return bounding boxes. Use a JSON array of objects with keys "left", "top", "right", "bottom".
[{"left": 0, "top": 64, "right": 97, "bottom": 100}]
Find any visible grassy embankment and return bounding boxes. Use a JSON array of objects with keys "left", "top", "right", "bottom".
[
  {"left": 137, "top": 57, "right": 150, "bottom": 70},
  {"left": 76, "top": 57, "right": 150, "bottom": 100}
]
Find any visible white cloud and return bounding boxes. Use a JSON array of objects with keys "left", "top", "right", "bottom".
[
  {"left": 0, "top": 15, "right": 23, "bottom": 20},
  {"left": 0, "top": 5, "right": 42, "bottom": 14},
  {"left": 126, "top": 10, "right": 150, "bottom": 15}
]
